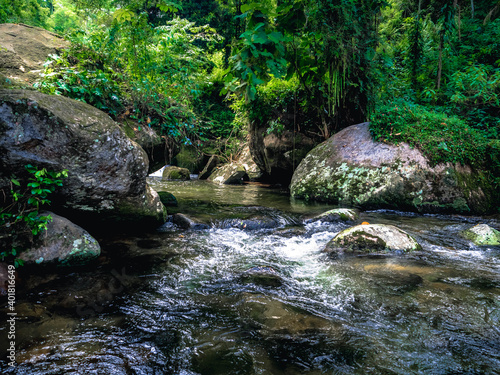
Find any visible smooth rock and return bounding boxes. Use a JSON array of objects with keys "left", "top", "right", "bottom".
[
  {"left": 0, "top": 23, "right": 69, "bottom": 87},
  {"left": 305, "top": 208, "right": 358, "bottom": 223},
  {"left": 325, "top": 224, "right": 421, "bottom": 255},
  {"left": 162, "top": 166, "right": 191, "bottom": 181},
  {"left": 208, "top": 163, "right": 248, "bottom": 185},
  {"left": 157, "top": 191, "right": 178, "bottom": 207},
  {"left": 290, "top": 123, "right": 495, "bottom": 214},
  {"left": 239, "top": 146, "right": 263, "bottom": 181},
  {"left": 19, "top": 211, "right": 100, "bottom": 266},
  {"left": 461, "top": 224, "right": 500, "bottom": 246},
  {"left": 0, "top": 90, "right": 166, "bottom": 230},
  {"left": 241, "top": 266, "right": 283, "bottom": 287},
  {"left": 172, "top": 213, "right": 209, "bottom": 230}
]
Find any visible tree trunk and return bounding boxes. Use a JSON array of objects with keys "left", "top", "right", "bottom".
[
  {"left": 471, "top": 0, "right": 474, "bottom": 18},
  {"left": 436, "top": 33, "right": 444, "bottom": 90}
]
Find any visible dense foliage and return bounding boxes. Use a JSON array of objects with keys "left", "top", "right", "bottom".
[{"left": 1, "top": 0, "right": 499, "bottom": 184}]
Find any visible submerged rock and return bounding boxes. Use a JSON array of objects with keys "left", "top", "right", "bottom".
[
  {"left": 198, "top": 155, "right": 219, "bottom": 180},
  {"left": 157, "top": 191, "right": 178, "bottom": 207},
  {"left": 325, "top": 224, "right": 421, "bottom": 255},
  {"left": 461, "top": 224, "right": 500, "bottom": 246},
  {"left": 241, "top": 266, "right": 283, "bottom": 287},
  {"left": 305, "top": 208, "right": 358, "bottom": 223},
  {"left": 0, "top": 90, "right": 166, "bottom": 230},
  {"left": 290, "top": 122, "right": 496, "bottom": 214},
  {"left": 208, "top": 163, "right": 248, "bottom": 185},
  {"left": 162, "top": 166, "right": 191, "bottom": 181},
  {"left": 172, "top": 213, "right": 209, "bottom": 230},
  {"left": 19, "top": 212, "right": 100, "bottom": 266}
]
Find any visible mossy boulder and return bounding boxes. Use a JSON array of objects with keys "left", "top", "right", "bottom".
[
  {"left": 324, "top": 224, "right": 421, "bottom": 255},
  {"left": 290, "top": 122, "right": 495, "bottom": 214},
  {"left": 305, "top": 208, "right": 358, "bottom": 223},
  {"left": 208, "top": 163, "right": 248, "bottom": 185},
  {"left": 157, "top": 191, "right": 178, "bottom": 207},
  {"left": 173, "top": 145, "right": 205, "bottom": 173},
  {"left": 162, "top": 166, "right": 191, "bottom": 181},
  {"left": 461, "top": 224, "right": 500, "bottom": 246},
  {"left": 0, "top": 90, "right": 166, "bottom": 231},
  {"left": 19, "top": 212, "right": 100, "bottom": 266}
]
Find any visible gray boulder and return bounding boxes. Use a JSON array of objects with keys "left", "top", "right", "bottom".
[
  {"left": 19, "top": 212, "right": 100, "bottom": 266},
  {"left": 324, "top": 223, "right": 421, "bottom": 255},
  {"left": 290, "top": 123, "right": 495, "bottom": 214},
  {"left": 238, "top": 146, "right": 263, "bottom": 181},
  {"left": 208, "top": 163, "right": 248, "bottom": 185},
  {"left": 0, "top": 90, "right": 166, "bottom": 229},
  {"left": 461, "top": 224, "right": 500, "bottom": 246},
  {"left": 198, "top": 155, "right": 219, "bottom": 180}
]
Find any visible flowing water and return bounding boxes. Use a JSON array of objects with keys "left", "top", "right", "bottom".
[{"left": 1, "top": 179, "right": 499, "bottom": 374}]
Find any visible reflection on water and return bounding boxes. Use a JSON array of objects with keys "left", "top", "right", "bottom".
[{"left": 1, "top": 180, "right": 499, "bottom": 374}]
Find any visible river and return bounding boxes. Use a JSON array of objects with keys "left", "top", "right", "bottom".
[{"left": 1, "top": 179, "right": 499, "bottom": 374}]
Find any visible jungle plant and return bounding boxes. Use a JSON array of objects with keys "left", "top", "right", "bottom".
[{"left": 0, "top": 165, "right": 68, "bottom": 267}]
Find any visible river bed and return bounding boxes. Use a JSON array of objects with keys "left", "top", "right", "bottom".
[{"left": 1, "top": 179, "right": 499, "bottom": 374}]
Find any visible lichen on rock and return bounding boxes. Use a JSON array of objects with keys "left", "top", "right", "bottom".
[{"left": 461, "top": 224, "right": 500, "bottom": 246}]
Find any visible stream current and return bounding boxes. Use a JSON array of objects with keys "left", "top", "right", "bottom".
[{"left": 1, "top": 179, "right": 499, "bottom": 374}]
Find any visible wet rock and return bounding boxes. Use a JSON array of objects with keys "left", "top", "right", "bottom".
[
  {"left": 461, "top": 224, "right": 500, "bottom": 246},
  {"left": 238, "top": 294, "right": 341, "bottom": 336},
  {"left": 325, "top": 224, "right": 421, "bottom": 255},
  {"left": 0, "top": 90, "right": 166, "bottom": 230},
  {"left": 290, "top": 122, "right": 496, "bottom": 214},
  {"left": 172, "top": 213, "right": 209, "bottom": 230},
  {"left": 241, "top": 266, "right": 283, "bottom": 287},
  {"left": 199, "top": 155, "right": 220, "bottom": 180},
  {"left": 239, "top": 146, "right": 263, "bottom": 181},
  {"left": 157, "top": 191, "right": 178, "bottom": 207},
  {"left": 218, "top": 216, "right": 280, "bottom": 231},
  {"left": 305, "top": 208, "right": 358, "bottom": 223},
  {"left": 368, "top": 270, "right": 423, "bottom": 295},
  {"left": 162, "top": 166, "right": 191, "bottom": 181},
  {"left": 19, "top": 212, "right": 100, "bottom": 266},
  {"left": 0, "top": 23, "right": 69, "bottom": 87},
  {"left": 208, "top": 163, "right": 248, "bottom": 185}
]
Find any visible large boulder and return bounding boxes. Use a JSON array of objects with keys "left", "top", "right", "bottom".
[
  {"left": 290, "top": 122, "right": 495, "bottom": 214},
  {"left": 198, "top": 155, "right": 220, "bottom": 180},
  {"left": 249, "top": 124, "right": 316, "bottom": 183},
  {"left": 0, "top": 23, "right": 69, "bottom": 87},
  {"left": 19, "top": 212, "right": 100, "bottom": 266},
  {"left": 208, "top": 162, "right": 248, "bottom": 185},
  {"left": 324, "top": 224, "right": 421, "bottom": 255},
  {"left": 0, "top": 90, "right": 166, "bottom": 230},
  {"left": 238, "top": 146, "right": 263, "bottom": 181},
  {"left": 461, "top": 224, "right": 500, "bottom": 246}
]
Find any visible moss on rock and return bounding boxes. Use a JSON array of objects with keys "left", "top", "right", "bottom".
[{"left": 461, "top": 224, "right": 500, "bottom": 246}]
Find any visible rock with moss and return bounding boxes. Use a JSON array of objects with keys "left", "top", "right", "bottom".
[
  {"left": 157, "top": 191, "right": 178, "bottom": 207},
  {"left": 305, "top": 208, "right": 358, "bottom": 223},
  {"left": 19, "top": 212, "right": 100, "bottom": 266},
  {"left": 162, "top": 166, "right": 191, "bottom": 181},
  {"left": 324, "top": 224, "right": 421, "bottom": 255},
  {"left": 208, "top": 163, "right": 248, "bottom": 185},
  {"left": 290, "top": 122, "right": 496, "bottom": 214},
  {"left": 0, "top": 90, "right": 166, "bottom": 231},
  {"left": 461, "top": 224, "right": 500, "bottom": 246},
  {"left": 173, "top": 145, "right": 205, "bottom": 173}
]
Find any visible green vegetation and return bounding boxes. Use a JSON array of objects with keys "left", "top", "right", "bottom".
[
  {"left": 0, "top": 165, "right": 68, "bottom": 267},
  {"left": 1, "top": 0, "right": 499, "bottom": 186}
]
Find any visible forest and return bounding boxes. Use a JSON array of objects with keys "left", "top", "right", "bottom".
[{"left": 1, "top": 0, "right": 499, "bottom": 183}]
